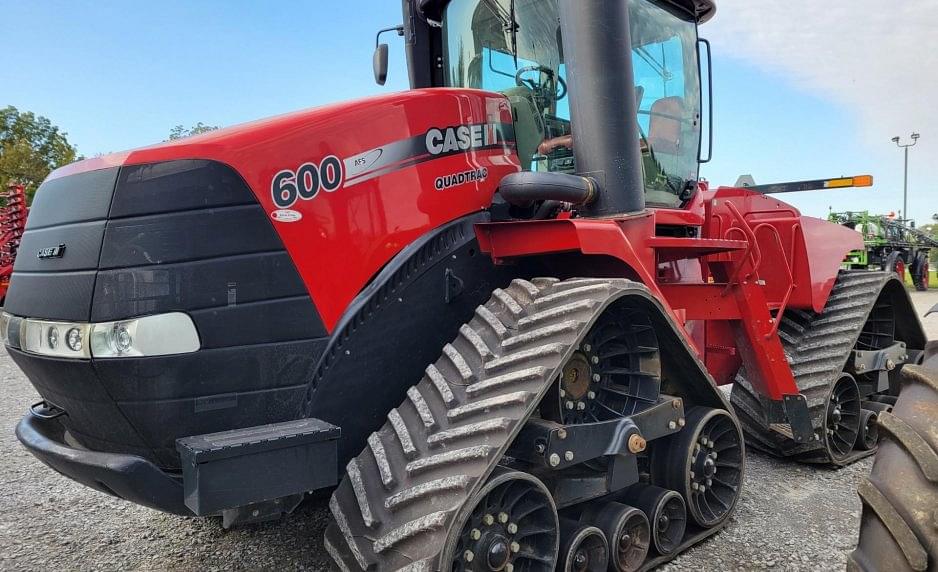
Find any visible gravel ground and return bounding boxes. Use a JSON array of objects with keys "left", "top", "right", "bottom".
[{"left": 1, "top": 290, "right": 936, "bottom": 571}]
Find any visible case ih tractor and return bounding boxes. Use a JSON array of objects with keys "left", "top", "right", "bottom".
[{"left": 4, "top": 0, "right": 934, "bottom": 570}]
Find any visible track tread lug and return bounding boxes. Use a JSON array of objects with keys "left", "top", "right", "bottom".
[{"left": 424, "top": 365, "right": 456, "bottom": 406}]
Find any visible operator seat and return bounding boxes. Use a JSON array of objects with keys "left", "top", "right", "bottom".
[
  {"left": 503, "top": 86, "right": 546, "bottom": 171},
  {"left": 646, "top": 96, "right": 684, "bottom": 155}
]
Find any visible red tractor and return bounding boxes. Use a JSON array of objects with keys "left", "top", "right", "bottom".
[{"left": 5, "top": 0, "right": 933, "bottom": 570}]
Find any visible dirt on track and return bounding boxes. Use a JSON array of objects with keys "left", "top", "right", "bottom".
[{"left": 0, "top": 291, "right": 935, "bottom": 571}]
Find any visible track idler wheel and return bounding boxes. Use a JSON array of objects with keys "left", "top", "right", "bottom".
[
  {"left": 651, "top": 407, "right": 744, "bottom": 529},
  {"left": 579, "top": 502, "right": 650, "bottom": 572},
  {"left": 620, "top": 485, "right": 686, "bottom": 556},
  {"left": 559, "top": 520, "right": 609, "bottom": 572},
  {"left": 856, "top": 410, "right": 879, "bottom": 451},
  {"left": 446, "top": 469, "right": 559, "bottom": 572},
  {"left": 825, "top": 374, "right": 862, "bottom": 462}
]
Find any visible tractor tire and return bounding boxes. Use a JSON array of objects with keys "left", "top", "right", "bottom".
[
  {"left": 911, "top": 252, "right": 930, "bottom": 292},
  {"left": 885, "top": 251, "right": 907, "bottom": 284},
  {"left": 849, "top": 343, "right": 938, "bottom": 572},
  {"left": 325, "top": 278, "right": 743, "bottom": 571}
]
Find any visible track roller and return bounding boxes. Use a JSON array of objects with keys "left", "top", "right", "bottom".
[
  {"left": 579, "top": 502, "right": 650, "bottom": 572},
  {"left": 856, "top": 410, "right": 878, "bottom": 451},
  {"left": 559, "top": 520, "right": 608, "bottom": 572},
  {"left": 620, "top": 485, "right": 686, "bottom": 556},
  {"left": 651, "top": 407, "right": 744, "bottom": 529}
]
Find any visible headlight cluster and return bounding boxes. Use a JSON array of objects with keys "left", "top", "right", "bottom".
[{"left": 1, "top": 312, "right": 200, "bottom": 359}]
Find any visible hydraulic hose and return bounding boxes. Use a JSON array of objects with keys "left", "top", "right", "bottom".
[{"left": 498, "top": 171, "right": 597, "bottom": 209}]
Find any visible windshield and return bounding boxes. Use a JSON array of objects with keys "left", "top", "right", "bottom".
[{"left": 443, "top": 0, "right": 701, "bottom": 208}]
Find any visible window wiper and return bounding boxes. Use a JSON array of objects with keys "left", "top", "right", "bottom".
[
  {"left": 636, "top": 46, "right": 672, "bottom": 81},
  {"left": 480, "top": 0, "right": 519, "bottom": 65}
]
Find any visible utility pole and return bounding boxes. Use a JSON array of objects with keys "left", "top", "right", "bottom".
[{"left": 892, "top": 133, "right": 921, "bottom": 223}]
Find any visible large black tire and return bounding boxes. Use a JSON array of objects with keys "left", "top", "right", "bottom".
[
  {"left": 911, "top": 251, "right": 930, "bottom": 292},
  {"left": 885, "top": 251, "right": 907, "bottom": 284},
  {"left": 849, "top": 343, "right": 938, "bottom": 571}
]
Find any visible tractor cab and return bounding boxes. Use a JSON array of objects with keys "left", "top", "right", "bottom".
[{"left": 419, "top": 0, "right": 709, "bottom": 208}]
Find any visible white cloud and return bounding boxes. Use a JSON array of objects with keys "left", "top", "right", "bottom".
[{"left": 705, "top": 0, "right": 938, "bottom": 223}]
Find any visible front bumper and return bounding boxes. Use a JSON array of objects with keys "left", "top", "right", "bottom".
[{"left": 15, "top": 409, "right": 191, "bottom": 516}]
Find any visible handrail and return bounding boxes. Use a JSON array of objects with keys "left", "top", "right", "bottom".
[{"left": 720, "top": 201, "right": 763, "bottom": 295}]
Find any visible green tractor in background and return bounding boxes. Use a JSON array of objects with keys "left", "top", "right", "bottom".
[{"left": 829, "top": 211, "right": 936, "bottom": 291}]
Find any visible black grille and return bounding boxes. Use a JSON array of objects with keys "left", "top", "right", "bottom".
[{"left": 6, "top": 159, "right": 328, "bottom": 468}]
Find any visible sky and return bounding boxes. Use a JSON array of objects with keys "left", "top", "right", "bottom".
[{"left": 2, "top": 0, "right": 935, "bottom": 225}]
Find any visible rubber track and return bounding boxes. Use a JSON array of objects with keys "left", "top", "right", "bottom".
[
  {"left": 730, "top": 271, "right": 896, "bottom": 463},
  {"left": 325, "top": 278, "right": 659, "bottom": 571},
  {"left": 848, "top": 349, "right": 938, "bottom": 572}
]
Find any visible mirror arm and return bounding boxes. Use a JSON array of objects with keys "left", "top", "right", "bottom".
[{"left": 375, "top": 25, "right": 405, "bottom": 49}]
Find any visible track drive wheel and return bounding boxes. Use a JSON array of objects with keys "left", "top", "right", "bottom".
[
  {"left": 651, "top": 408, "right": 744, "bottom": 529},
  {"left": 849, "top": 346, "right": 938, "bottom": 571}
]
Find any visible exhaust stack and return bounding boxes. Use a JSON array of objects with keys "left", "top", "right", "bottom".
[{"left": 559, "top": 0, "right": 645, "bottom": 217}]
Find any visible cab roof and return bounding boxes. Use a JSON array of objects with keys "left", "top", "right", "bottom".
[{"left": 418, "top": 0, "right": 716, "bottom": 24}]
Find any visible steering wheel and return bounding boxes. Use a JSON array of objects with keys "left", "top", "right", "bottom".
[{"left": 515, "top": 65, "right": 567, "bottom": 102}]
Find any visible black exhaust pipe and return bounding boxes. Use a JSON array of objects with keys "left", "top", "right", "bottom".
[{"left": 559, "top": 0, "right": 645, "bottom": 217}]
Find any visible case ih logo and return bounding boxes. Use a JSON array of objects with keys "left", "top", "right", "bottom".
[
  {"left": 37, "top": 243, "right": 66, "bottom": 259},
  {"left": 425, "top": 123, "right": 510, "bottom": 156}
]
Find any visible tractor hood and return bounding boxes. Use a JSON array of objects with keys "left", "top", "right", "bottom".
[{"left": 32, "top": 88, "right": 519, "bottom": 330}]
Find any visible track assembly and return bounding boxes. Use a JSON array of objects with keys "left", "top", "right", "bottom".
[
  {"left": 731, "top": 271, "right": 919, "bottom": 465},
  {"left": 326, "top": 278, "right": 745, "bottom": 571}
]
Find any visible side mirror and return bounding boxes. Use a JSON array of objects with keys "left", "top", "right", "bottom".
[{"left": 374, "top": 43, "right": 389, "bottom": 86}]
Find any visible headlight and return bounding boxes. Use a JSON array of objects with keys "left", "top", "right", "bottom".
[
  {"left": 21, "top": 320, "right": 91, "bottom": 358},
  {"left": 5, "top": 312, "right": 200, "bottom": 359},
  {"left": 90, "top": 313, "right": 200, "bottom": 358},
  {"left": 0, "top": 313, "right": 10, "bottom": 345}
]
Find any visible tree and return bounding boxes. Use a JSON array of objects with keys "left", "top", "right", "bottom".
[
  {"left": 0, "top": 106, "right": 80, "bottom": 203},
  {"left": 168, "top": 122, "right": 219, "bottom": 140}
]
